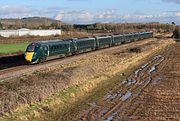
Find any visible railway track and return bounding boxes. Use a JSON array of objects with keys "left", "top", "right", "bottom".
[
  {"left": 80, "top": 54, "right": 165, "bottom": 121},
  {"left": 0, "top": 38, "right": 155, "bottom": 82}
]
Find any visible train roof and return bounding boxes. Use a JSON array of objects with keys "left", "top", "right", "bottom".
[
  {"left": 78, "top": 37, "right": 95, "bottom": 39},
  {"left": 33, "top": 39, "right": 70, "bottom": 45},
  {"left": 28, "top": 31, "right": 153, "bottom": 46},
  {"left": 112, "top": 34, "right": 124, "bottom": 36},
  {"left": 96, "top": 35, "right": 112, "bottom": 38}
]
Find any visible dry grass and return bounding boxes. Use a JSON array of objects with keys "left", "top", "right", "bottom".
[{"left": 0, "top": 37, "right": 174, "bottom": 121}]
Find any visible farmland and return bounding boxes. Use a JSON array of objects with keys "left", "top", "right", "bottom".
[
  {"left": 0, "top": 34, "right": 178, "bottom": 121},
  {"left": 0, "top": 0, "right": 179, "bottom": 120},
  {"left": 0, "top": 43, "right": 28, "bottom": 54}
]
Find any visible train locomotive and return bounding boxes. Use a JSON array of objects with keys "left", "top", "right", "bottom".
[{"left": 25, "top": 32, "right": 153, "bottom": 64}]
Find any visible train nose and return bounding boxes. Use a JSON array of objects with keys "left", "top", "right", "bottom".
[{"left": 25, "top": 52, "right": 34, "bottom": 62}]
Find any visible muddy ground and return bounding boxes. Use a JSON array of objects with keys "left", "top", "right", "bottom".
[
  {"left": 131, "top": 43, "right": 180, "bottom": 121},
  {"left": 63, "top": 42, "right": 180, "bottom": 121},
  {"left": 0, "top": 37, "right": 174, "bottom": 120}
]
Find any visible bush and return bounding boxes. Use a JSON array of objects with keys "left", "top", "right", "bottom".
[{"left": 173, "top": 26, "right": 180, "bottom": 39}]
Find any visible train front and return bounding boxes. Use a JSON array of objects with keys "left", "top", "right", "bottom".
[{"left": 25, "top": 43, "right": 39, "bottom": 63}]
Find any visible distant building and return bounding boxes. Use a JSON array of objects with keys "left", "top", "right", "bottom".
[{"left": 0, "top": 28, "right": 61, "bottom": 37}]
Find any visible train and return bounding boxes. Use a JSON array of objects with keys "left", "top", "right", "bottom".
[{"left": 25, "top": 32, "right": 153, "bottom": 64}]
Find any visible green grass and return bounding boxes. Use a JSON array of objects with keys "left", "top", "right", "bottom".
[{"left": 0, "top": 43, "right": 29, "bottom": 54}]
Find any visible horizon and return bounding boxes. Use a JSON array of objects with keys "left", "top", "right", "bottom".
[{"left": 0, "top": 0, "right": 180, "bottom": 25}]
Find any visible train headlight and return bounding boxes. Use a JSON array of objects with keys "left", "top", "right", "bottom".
[{"left": 25, "top": 52, "right": 34, "bottom": 62}]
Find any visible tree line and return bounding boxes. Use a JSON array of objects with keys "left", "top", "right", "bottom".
[
  {"left": 61, "top": 22, "right": 175, "bottom": 33},
  {"left": 0, "top": 19, "right": 176, "bottom": 34}
]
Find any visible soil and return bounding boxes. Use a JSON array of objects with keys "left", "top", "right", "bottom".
[
  {"left": 69, "top": 42, "right": 180, "bottom": 121},
  {"left": 0, "top": 37, "right": 174, "bottom": 120}
]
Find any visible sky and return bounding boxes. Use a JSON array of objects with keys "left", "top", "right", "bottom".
[{"left": 0, "top": 0, "right": 180, "bottom": 24}]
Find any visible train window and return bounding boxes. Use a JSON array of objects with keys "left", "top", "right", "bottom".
[
  {"left": 51, "top": 46, "right": 53, "bottom": 50},
  {"left": 26, "top": 44, "right": 35, "bottom": 52},
  {"left": 52, "top": 46, "right": 56, "bottom": 50},
  {"left": 60, "top": 44, "right": 64, "bottom": 48},
  {"left": 43, "top": 46, "right": 48, "bottom": 51}
]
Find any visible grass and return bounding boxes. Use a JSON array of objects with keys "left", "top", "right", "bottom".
[
  {"left": 1, "top": 73, "right": 124, "bottom": 121},
  {"left": 0, "top": 52, "right": 156, "bottom": 121},
  {"left": 1, "top": 57, "right": 146, "bottom": 121},
  {"left": 0, "top": 40, "right": 172, "bottom": 121},
  {"left": 0, "top": 42, "right": 29, "bottom": 54}
]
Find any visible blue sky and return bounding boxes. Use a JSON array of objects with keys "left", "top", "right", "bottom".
[{"left": 0, "top": 0, "right": 180, "bottom": 24}]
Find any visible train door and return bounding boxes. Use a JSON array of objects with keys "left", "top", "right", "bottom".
[{"left": 42, "top": 45, "right": 48, "bottom": 56}]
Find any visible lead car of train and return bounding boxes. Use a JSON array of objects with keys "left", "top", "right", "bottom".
[{"left": 25, "top": 32, "right": 153, "bottom": 64}]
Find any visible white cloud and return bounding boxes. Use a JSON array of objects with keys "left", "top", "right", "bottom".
[
  {"left": 175, "top": 12, "right": 180, "bottom": 16},
  {"left": 54, "top": 9, "right": 118, "bottom": 24},
  {"left": 55, "top": 10, "right": 94, "bottom": 24},
  {"left": 121, "top": 14, "right": 155, "bottom": 22},
  {"left": 0, "top": 5, "right": 180, "bottom": 24},
  {"left": 0, "top": 5, "right": 33, "bottom": 18},
  {"left": 162, "top": 0, "right": 180, "bottom": 4},
  {"left": 95, "top": 9, "right": 116, "bottom": 19},
  {"left": 120, "top": 11, "right": 180, "bottom": 24},
  {"left": 55, "top": 11, "right": 65, "bottom": 20}
]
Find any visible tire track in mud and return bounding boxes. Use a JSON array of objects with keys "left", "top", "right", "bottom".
[
  {"left": 80, "top": 55, "right": 165, "bottom": 121},
  {"left": 134, "top": 43, "right": 180, "bottom": 121},
  {"left": 110, "top": 43, "right": 180, "bottom": 121}
]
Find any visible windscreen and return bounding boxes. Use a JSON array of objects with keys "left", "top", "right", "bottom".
[{"left": 26, "top": 43, "right": 36, "bottom": 52}]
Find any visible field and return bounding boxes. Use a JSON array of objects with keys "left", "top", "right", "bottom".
[
  {"left": 77, "top": 44, "right": 180, "bottom": 121},
  {"left": 0, "top": 43, "right": 29, "bottom": 54},
  {"left": 0, "top": 35, "right": 177, "bottom": 121}
]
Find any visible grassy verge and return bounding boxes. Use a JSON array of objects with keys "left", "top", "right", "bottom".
[
  {"left": 1, "top": 66, "right": 134, "bottom": 121},
  {"left": 0, "top": 43, "right": 29, "bottom": 54}
]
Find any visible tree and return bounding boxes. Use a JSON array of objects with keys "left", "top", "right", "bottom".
[
  {"left": 50, "top": 23, "right": 57, "bottom": 29},
  {"left": 172, "top": 22, "right": 176, "bottom": 25},
  {"left": 86, "top": 25, "right": 94, "bottom": 31},
  {"left": 0, "top": 21, "right": 2, "bottom": 30},
  {"left": 94, "top": 23, "right": 103, "bottom": 30},
  {"left": 173, "top": 26, "right": 180, "bottom": 39},
  {"left": 61, "top": 24, "right": 74, "bottom": 31}
]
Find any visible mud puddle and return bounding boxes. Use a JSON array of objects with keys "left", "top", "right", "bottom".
[{"left": 80, "top": 55, "right": 165, "bottom": 121}]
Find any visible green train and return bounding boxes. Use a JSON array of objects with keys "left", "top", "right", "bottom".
[{"left": 25, "top": 32, "right": 153, "bottom": 64}]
